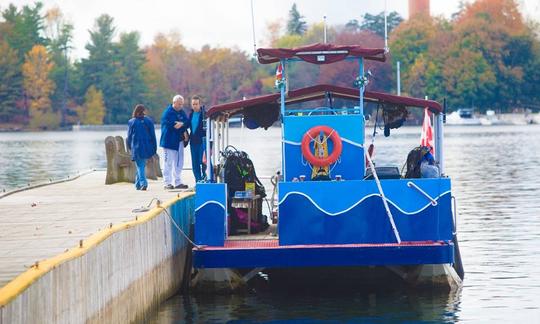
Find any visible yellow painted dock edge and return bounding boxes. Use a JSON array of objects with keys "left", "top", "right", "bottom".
[{"left": 0, "top": 192, "right": 195, "bottom": 306}]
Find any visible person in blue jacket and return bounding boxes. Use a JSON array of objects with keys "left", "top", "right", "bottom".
[
  {"left": 188, "top": 95, "right": 206, "bottom": 182},
  {"left": 160, "top": 95, "right": 190, "bottom": 189},
  {"left": 126, "top": 104, "right": 157, "bottom": 191}
]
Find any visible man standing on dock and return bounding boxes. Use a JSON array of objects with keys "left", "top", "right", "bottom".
[
  {"left": 160, "top": 95, "right": 190, "bottom": 189},
  {"left": 188, "top": 95, "right": 206, "bottom": 182}
]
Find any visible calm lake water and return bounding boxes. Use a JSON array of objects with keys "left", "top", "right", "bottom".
[{"left": 1, "top": 125, "right": 539, "bottom": 322}]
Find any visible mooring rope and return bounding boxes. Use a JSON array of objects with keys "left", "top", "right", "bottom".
[{"left": 133, "top": 198, "right": 205, "bottom": 250}]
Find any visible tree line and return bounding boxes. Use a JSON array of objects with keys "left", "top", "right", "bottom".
[
  {"left": 391, "top": 0, "right": 540, "bottom": 111},
  {"left": 0, "top": 0, "right": 538, "bottom": 129}
]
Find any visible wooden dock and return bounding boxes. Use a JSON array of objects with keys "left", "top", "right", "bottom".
[{"left": 0, "top": 170, "right": 195, "bottom": 288}]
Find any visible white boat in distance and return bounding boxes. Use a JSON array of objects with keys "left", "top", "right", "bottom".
[
  {"left": 446, "top": 109, "right": 481, "bottom": 126},
  {"left": 479, "top": 110, "right": 508, "bottom": 126}
]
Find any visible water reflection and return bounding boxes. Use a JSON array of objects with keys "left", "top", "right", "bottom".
[{"left": 148, "top": 287, "right": 462, "bottom": 323}]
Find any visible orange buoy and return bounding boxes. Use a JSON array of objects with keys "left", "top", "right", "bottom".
[{"left": 301, "top": 126, "right": 343, "bottom": 167}]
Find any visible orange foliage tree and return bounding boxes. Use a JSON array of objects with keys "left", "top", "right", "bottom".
[
  {"left": 143, "top": 32, "right": 260, "bottom": 110},
  {"left": 390, "top": 0, "right": 540, "bottom": 111},
  {"left": 22, "top": 45, "right": 58, "bottom": 129}
]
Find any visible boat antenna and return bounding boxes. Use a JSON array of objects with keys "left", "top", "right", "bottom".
[
  {"left": 323, "top": 15, "right": 327, "bottom": 43},
  {"left": 250, "top": 0, "right": 257, "bottom": 57},
  {"left": 384, "top": 0, "right": 389, "bottom": 53}
]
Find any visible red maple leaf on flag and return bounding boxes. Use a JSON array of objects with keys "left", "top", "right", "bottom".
[{"left": 421, "top": 108, "right": 434, "bottom": 153}]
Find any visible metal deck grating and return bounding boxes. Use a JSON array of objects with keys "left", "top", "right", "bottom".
[{"left": 203, "top": 239, "right": 448, "bottom": 250}]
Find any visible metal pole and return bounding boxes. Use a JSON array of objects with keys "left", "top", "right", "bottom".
[
  {"left": 435, "top": 111, "right": 444, "bottom": 176},
  {"left": 212, "top": 120, "right": 217, "bottom": 181},
  {"left": 226, "top": 117, "right": 229, "bottom": 148},
  {"left": 250, "top": 0, "right": 257, "bottom": 56},
  {"left": 359, "top": 58, "right": 364, "bottom": 117},
  {"left": 221, "top": 120, "right": 225, "bottom": 155},
  {"left": 205, "top": 117, "right": 211, "bottom": 181},
  {"left": 384, "top": 0, "right": 388, "bottom": 52},
  {"left": 280, "top": 59, "right": 287, "bottom": 180},
  {"left": 397, "top": 61, "right": 401, "bottom": 96},
  {"left": 323, "top": 15, "right": 327, "bottom": 43}
]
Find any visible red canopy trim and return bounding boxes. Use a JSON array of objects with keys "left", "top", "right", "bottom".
[
  {"left": 207, "top": 84, "right": 442, "bottom": 119},
  {"left": 257, "top": 43, "right": 386, "bottom": 65}
]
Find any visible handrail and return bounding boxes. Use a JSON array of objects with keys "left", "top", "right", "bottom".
[
  {"left": 407, "top": 181, "right": 438, "bottom": 206},
  {"left": 452, "top": 195, "right": 457, "bottom": 235}
]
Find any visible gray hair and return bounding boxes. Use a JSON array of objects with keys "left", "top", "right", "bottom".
[{"left": 172, "top": 95, "right": 184, "bottom": 104}]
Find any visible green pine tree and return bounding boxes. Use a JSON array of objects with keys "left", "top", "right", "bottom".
[
  {"left": 286, "top": 4, "right": 307, "bottom": 35},
  {"left": 0, "top": 41, "right": 21, "bottom": 123}
]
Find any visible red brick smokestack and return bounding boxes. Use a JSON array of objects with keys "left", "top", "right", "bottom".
[{"left": 409, "top": 0, "right": 430, "bottom": 18}]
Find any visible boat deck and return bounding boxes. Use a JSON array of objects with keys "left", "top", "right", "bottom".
[{"left": 193, "top": 237, "right": 454, "bottom": 269}]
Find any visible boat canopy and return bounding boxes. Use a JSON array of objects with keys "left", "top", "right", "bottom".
[
  {"left": 257, "top": 43, "right": 386, "bottom": 65},
  {"left": 207, "top": 84, "right": 443, "bottom": 121}
]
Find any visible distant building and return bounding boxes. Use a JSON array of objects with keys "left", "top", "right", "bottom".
[{"left": 409, "top": 0, "right": 430, "bottom": 18}]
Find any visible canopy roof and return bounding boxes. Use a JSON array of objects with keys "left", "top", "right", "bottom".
[
  {"left": 257, "top": 43, "right": 386, "bottom": 65},
  {"left": 207, "top": 84, "right": 443, "bottom": 120}
]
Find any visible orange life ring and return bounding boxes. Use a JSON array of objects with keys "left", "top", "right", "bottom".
[{"left": 301, "top": 126, "right": 343, "bottom": 167}]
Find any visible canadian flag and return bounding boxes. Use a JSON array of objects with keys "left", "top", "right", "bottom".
[
  {"left": 420, "top": 108, "right": 434, "bottom": 152},
  {"left": 275, "top": 62, "right": 283, "bottom": 82}
]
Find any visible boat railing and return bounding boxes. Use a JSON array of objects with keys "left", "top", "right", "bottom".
[
  {"left": 285, "top": 107, "right": 363, "bottom": 116},
  {"left": 407, "top": 181, "right": 438, "bottom": 206}
]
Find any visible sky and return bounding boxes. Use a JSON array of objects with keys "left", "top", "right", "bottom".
[{"left": 2, "top": 0, "right": 540, "bottom": 59}]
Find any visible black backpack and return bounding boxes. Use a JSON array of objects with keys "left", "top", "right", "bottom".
[
  {"left": 222, "top": 146, "right": 266, "bottom": 199},
  {"left": 403, "top": 146, "right": 431, "bottom": 178}
]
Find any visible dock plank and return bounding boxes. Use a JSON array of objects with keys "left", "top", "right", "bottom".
[{"left": 0, "top": 170, "right": 195, "bottom": 288}]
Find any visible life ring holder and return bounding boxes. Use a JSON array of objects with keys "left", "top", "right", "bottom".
[{"left": 301, "top": 126, "right": 343, "bottom": 167}]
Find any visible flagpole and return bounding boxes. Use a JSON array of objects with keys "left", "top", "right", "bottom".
[
  {"left": 384, "top": 0, "right": 388, "bottom": 52},
  {"left": 250, "top": 0, "right": 257, "bottom": 56},
  {"left": 323, "top": 15, "right": 327, "bottom": 43}
]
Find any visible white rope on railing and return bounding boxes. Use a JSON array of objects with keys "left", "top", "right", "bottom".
[{"left": 365, "top": 151, "right": 401, "bottom": 244}]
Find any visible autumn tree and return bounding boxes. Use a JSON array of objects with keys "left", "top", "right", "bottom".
[
  {"left": 142, "top": 33, "right": 177, "bottom": 117},
  {"left": 1, "top": 2, "right": 48, "bottom": 123},
  {"left": 80, "top": 85, "right": 105, "bottom": 125},
  {"left": 389, "top": 16, "right": 440, "bottom": 85},
  {"left": 193, "top": 45, "right": 254, "bottom": 104},
  {"left": 452, "top": 0, "right": 535, "bottom": 109},
  {"left": 145, "top": 32, "right": 196, "bottom": 103},
  {"left": 22, "top": 45, "right": 58, "bottom": 129}
]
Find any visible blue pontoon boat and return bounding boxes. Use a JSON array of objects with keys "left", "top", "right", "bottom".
[{"left": 191, "top": 44, "right": 463, "bottom": 291}]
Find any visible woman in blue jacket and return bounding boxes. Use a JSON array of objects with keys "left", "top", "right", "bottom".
[{"left": 127, "top": 104, "right": 157, "bottom": 190}]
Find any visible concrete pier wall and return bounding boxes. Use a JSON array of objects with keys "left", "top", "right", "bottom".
[{"left": 0, "top": 194, "right": 194, "bottom": 324}]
